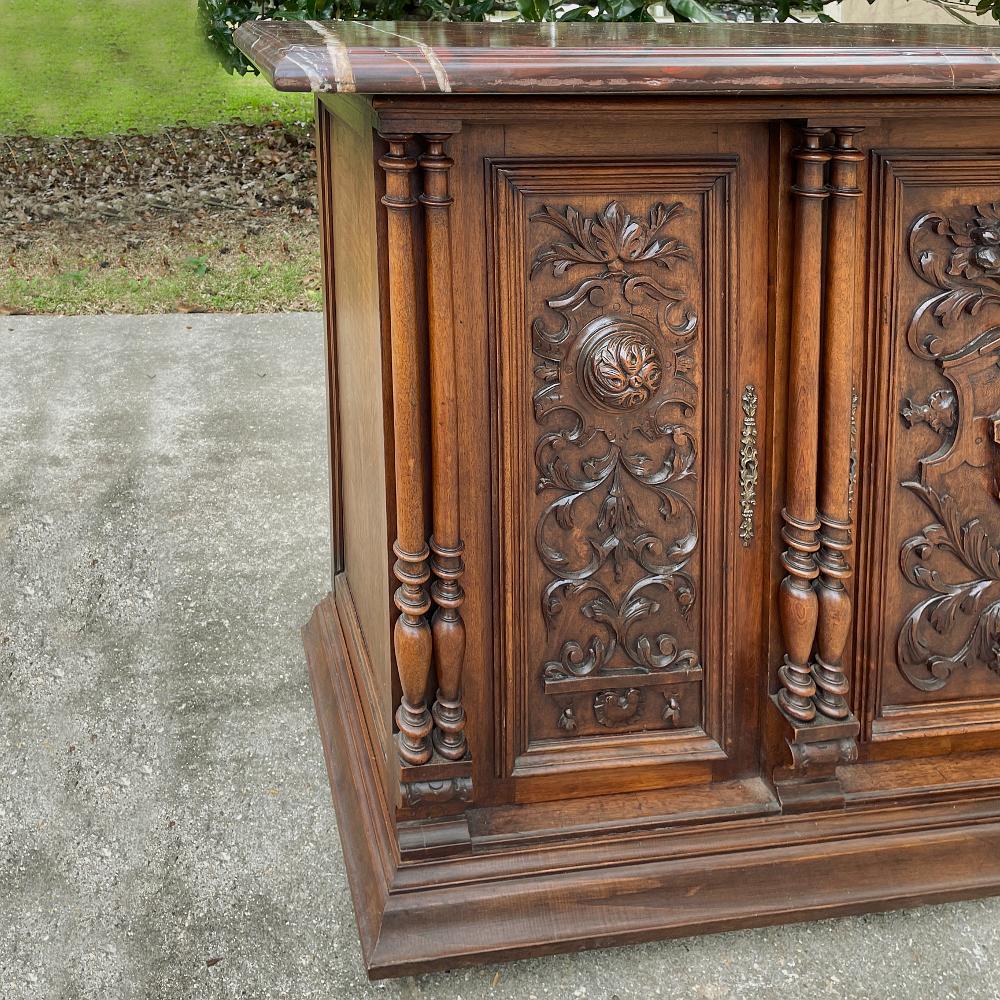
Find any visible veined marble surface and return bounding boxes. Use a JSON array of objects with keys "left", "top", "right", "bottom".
[{"left": 234, "top": 20, "right": 1000, "bottom": 95}]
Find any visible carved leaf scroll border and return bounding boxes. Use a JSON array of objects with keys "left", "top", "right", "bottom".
[{"left": 490, "top": 160, "right": 738, "bottom": 775}]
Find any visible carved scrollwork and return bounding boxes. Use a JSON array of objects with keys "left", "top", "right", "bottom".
[
  {"left": 907, "top": 203, "right": 1000, "bottom": 360},
  {"left": 739, "top": 385, "right": 759, "bottom": 546},
  {"left": 898, "top": 482, "right": 1000, "bottom": 691},
  {"left": 530, "top": 200, "right": 701, "bottom": 684},
  {"left": 898, "top": 204, "right": 1000, "bottom": 691}
]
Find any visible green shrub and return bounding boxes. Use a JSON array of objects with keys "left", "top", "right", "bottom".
[{"left": 199, "top": 0, "right": 1000, "bottom": 77}]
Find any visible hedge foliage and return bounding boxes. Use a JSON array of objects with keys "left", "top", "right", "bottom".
[{"left": 199, "top": 0, "right": 1000, "bottom": 76}]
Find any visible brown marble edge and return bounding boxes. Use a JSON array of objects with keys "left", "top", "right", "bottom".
[{"left": 234, "top": 20, "right": 1000, "bottom": 96}]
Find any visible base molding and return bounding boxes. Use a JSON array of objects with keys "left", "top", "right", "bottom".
[{"left": 305, "top": 590, "right": 1000, "bottom": 980}]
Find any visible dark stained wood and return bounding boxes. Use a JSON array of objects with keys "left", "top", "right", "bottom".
[
  {"left": 488, "top": 129, "right": 768, "bottom": 800},
  {"left": 379, "top": 131, "right": 435, "bottom": 766},
  {"left": 814, "top": 126, "right": 864, "bottom": 723},
  {"left": 420, "top": 133, "right": 470, "bottom": 763},
  {"left": 303, "top": 593, "right": 392, "bottom": 967},
  {"left": 774, "top": 124, "right": 862, "bottom": 810},
  {"left": 777, "top": 126, "right": 828, "bottom": 725},
  {"left": 243, "top": 22, "right": 1000, "bottom": 980},
  {"left": 442, "top": 121, "right": 505, "bottom": 804},
  {"left": 236, "top": 21, "right": 1000, "bottom": 96}
]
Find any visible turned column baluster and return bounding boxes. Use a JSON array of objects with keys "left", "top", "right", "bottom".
[
  {"left": 419, "top": 133, "right": 469, "bottom": 762},
  {"left": 814, "top": 127, "right": 864, "bottom": 720},
  {"left": 379, "top": 133, "right": 434, "bottom": 766},
  {"left": 777, "top": 127, "right": 831, "bottom": 724}
]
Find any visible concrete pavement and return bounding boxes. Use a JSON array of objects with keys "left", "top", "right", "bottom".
[{"left": 3, "top": 313, "right": 1000, "bottom": 1000}]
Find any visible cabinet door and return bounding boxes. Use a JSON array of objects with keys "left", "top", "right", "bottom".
[
  {"left": 859, "top": 120, "right": 1000, "bottom": 752},
  {"left": 487, "top": 122, "right": 770, "bottom": 799}
]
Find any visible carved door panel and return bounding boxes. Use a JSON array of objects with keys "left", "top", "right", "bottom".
[
  {"left": 859, "top": 125, "right": 1000, "bottom": 749},
  {"left": 488, "top": 124, "right": 769, "bottom": 795}
]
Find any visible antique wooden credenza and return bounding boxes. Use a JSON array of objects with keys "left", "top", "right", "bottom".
[{"left": 237, "top": 20, "right": 1000, "bottom": 977}]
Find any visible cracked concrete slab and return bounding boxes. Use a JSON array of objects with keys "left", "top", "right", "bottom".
[{"left": 3, "top": 313, "right": 1000, "bottom": 1000}]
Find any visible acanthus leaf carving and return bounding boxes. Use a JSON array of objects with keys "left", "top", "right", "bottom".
[
  {"left": 907, "top": 203, "right": 1000, "bottom": 359},
  {"left": 898, "top": 482, "right": 1000, "bottom": 691},
  {"left": 556, "top": 706, "right": 577, "bottom": 732},
  {"left": 530, "top": 201, "right": 692, "bottom": 278},
  {"left": 662, "top": 695, "right": 682, "bottom": 726},
  {"left": 531, "top": 200, "right": 701, "bottom": 684},
  {"left": 898, "top": 203, "right": 1000, "bottom": 692}
]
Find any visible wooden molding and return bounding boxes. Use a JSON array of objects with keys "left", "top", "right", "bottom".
[{"left": 308, "top": 585, "right": 1000, "bottom": 978}]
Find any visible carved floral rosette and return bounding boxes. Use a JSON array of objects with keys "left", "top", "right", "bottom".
[
  {"left": 897, "top": 203, "right": 1000, "bottom": 691},
  {"left": 529, "top": 200, "right": 702, "bottom": 684}
]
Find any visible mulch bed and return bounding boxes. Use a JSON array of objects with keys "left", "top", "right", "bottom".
[{"left": 1, "top": 122, "right": 318, "bottom": 244}]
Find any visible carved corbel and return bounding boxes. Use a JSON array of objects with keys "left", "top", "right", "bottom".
[
  {"left": 397, "top": 756, "right": 474, "bottom": 829},
  {"left": 774, "top": 718, "right": 860, "bottom": 812}
]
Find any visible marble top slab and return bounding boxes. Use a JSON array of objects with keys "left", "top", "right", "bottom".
[{"left": 234, "top": 20, "right": 1000, "bottom": 96}]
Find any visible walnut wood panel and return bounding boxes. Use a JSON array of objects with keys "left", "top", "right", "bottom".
[
  {"left": 860, "top": 130, "right": 1000, "bottom": 748},
  {"left": 325, "top": 97, "right": 394, "bottom": 768},
  {"left": 489, "top": 128, "right": 769, "bottom": 786}
]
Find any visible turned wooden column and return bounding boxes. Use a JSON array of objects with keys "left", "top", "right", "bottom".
[
  {"left": 420, "top": 133, "right": 469, "bottom": 761},
  {"left": 814, "top": 127, "right": 864, "bottom": 721},
  {"left": 379, "top": 133, "right": 434, "bottom": 766},
  {"left": 777, "top": 127, "right": 831, "bottom": 724}
]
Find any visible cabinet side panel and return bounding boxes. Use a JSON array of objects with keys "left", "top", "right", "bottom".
[
  {"left": 315, "top": 97, "right": 344, "bottom": 577},
  {"left": 324, "top": 99, "right": 393, "bottom": 753}
]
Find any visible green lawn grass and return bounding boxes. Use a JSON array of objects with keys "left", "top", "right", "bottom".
[
  {"left": 0, "top": 0, "right": 312, "bottom": 136},
  {"left": 1, "top": 225, "right": 322, "bottom": 313}
]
